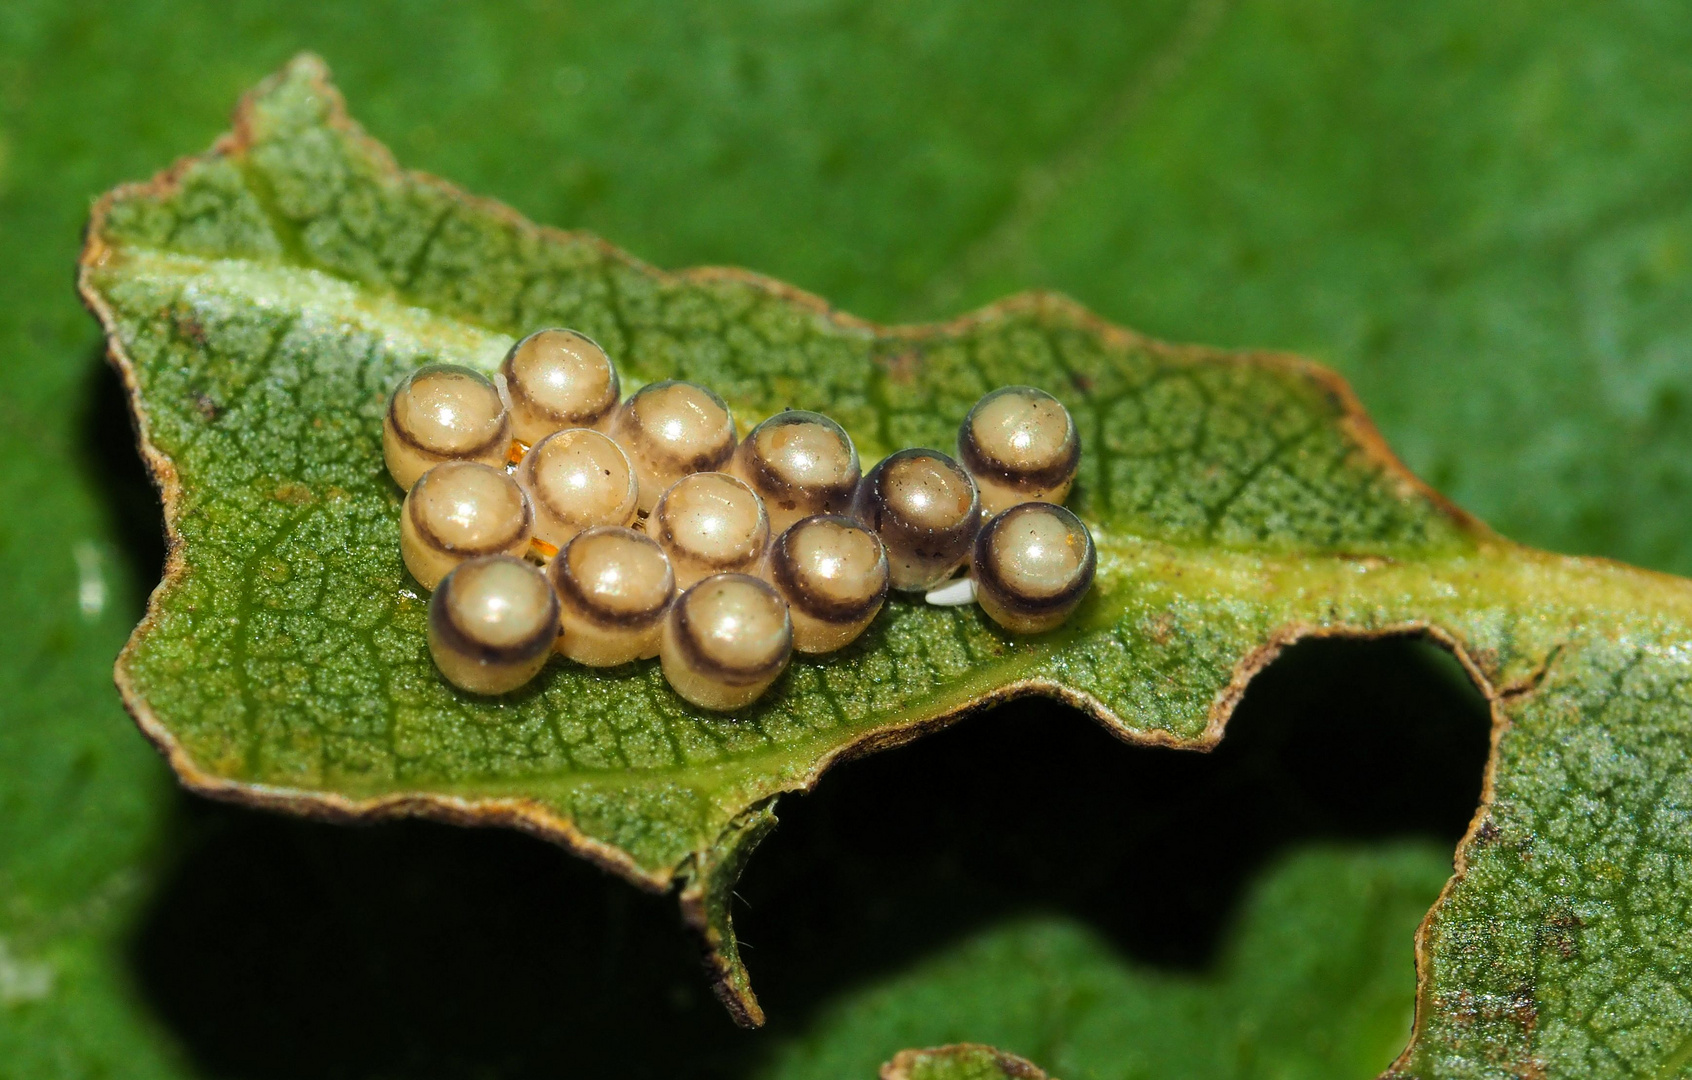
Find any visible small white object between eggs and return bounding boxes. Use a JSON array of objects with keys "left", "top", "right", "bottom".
[{"left": 923, "top": 577, "right": 977, "bottom": 607}]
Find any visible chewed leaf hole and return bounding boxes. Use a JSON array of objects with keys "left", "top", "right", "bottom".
[
  {"left": 78, "top": 352, "right": 165, "bottom": 609},
  {"left": 129, "top": 635, "right": 1489, "bottom": 1078},
  {"left": 735, "top": 632, "right": 1491, "bottom": 1001}
]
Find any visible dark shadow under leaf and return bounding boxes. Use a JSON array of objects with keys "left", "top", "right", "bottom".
[{"left": 128, "top": 635, "right": 1488, "bottom": 1079}]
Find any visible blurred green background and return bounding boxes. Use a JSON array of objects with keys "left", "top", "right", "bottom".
[{"left": 3, "top": 1, "right": 1689, "bottom": 1077}]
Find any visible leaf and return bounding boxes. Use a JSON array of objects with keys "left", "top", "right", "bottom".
[
  {"left": 8, "top": 3, "right": 1690, "bottom": 1074},
  {"left": 910, "top": 1, "right": 1692, "bottom": 584},
  {"left": 879, "top": 1044, "right": 1053, "bottom": 1080},
  {"left": 76, "top": 52, "right": 1692, "bottom": 1075},
  {"left": 765, "top": 842, "right": 1453, "bottom": 1080}
]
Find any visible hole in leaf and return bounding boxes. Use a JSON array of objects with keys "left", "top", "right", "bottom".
[
  {"left": 127, "top": 634, "right": 1489, "bottom": 1077},
  {"left": 736, "top": 634, "right": 1490, "bottom": 1010},
  {"left": 76, "top": 350, "right": 166, "bottom": 609}
]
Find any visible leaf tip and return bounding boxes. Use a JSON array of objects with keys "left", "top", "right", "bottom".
[{"left": 677, "top": 800, "right": 781, "bottom": 1028}]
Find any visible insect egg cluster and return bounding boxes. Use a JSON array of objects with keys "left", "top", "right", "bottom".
[{"left": 383, "top": 328, "right": 1097, "bottom": 710}]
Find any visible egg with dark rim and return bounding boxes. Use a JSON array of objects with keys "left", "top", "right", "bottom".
[
  {"left": 763, "top": 515, "right": 888, "bottom": 654},
  {"left": 957, "top": 385, "right": 1079, "bottom": 518},
  {"left": 400, "top": 461, "right": 533, "bottom": 590},
  {"left": 660, "top": 573, "right": 793, "bottom": 711},
  {"left": 608, "top": 380, "right": 737, "bottom": 513},
  {"left": 499, "top": 328, "right": 620, "bottom": 442},
  {"left": 518, "top": 427, "right": 639, "bottom": 548},
  {"left": 383, "top": 363, "right": 510, "bottom": 489},
  {"left": 547, "top": 526, "right": 676, "bottom": 667},
  {"left": 970, "top": 502, "right": 1096, "bottom": 634},
  {"left": 427, "top": 555, "right": 559, "bottom": 694},
  {"left": 730, "top": 409, "right": 860, "bottom": 535},
  {"left": 851, "top": 447, "right": 981, "bottom": 591}
]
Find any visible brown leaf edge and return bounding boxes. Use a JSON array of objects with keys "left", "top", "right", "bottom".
[
  {"left": 76, "top": 53, "right": 1515, "bottom": 1039},
  {"left": 880, "top": 1044, "right": 1053, "bottom": 1080}
]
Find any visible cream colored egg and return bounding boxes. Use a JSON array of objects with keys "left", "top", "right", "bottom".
[
  {"left": 499, "top": 328, "right": 620, "bottom": 443},
  {"left": 851, "top": 448, "right": 980, "bottom": 591},
  {"left": 957, "top": 386, "right": 1080, "bottom": 517},
  {"left": 383, "top": 363, "right": 510, "bottom": 490},
  {"left": 608, "top": 380, "right": 737, "bottom": 512},
  {"left": 546, "top": 526, "right": 675, "bottom": 667},
  {"left": 427, "top": 555, "right": 559, "bottom": 694},
  {"left": 729, "top": 410, "right": 860, "bottom": 535},
  {"left": 763, "top": 515, "right": 888, "bottom": 654},
  {"left": 649, "top": 472, "right": 770, "bottom": 589},
  {"left": 971, "top": 502, "right": 1096, "bottom": 634},
  {"left": 400, "top": 461, "right": 533, "bottom": 590},
  {"left": 518, "top": 428, "right": 640, "bottom": 548},
  {"left": 660, "top": 573, "right": 792, "bottom": 712}
]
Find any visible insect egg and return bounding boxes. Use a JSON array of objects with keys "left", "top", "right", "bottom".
[
  {"left": 517, "top": 428, "right": 640, "bottom": 548},
  {"left": 971, "top": 502, "right": 1096, "bottom": 634},
  {"left": 400, "top": 461, "right": 534, "bottom": 590},
  {"left": 608, "top": 380, "right": 737, "bottom": 513},
  {"left": 660, "top": 573, "right": 793, "bottom": 712},
  {"left": 852, "top": 448, "right": 981, "bottom": 591},
  {"left": 729, "top": 410, "right": 861, "bottom": 535},
  {"left": 546, "top": 526, "right": 675, "bottom": 667},
  {"left": 427, "top": 555, "right": 559, "bottom": 694},
  {"left": 499, "top": 328, "right": 621, "bottom": 443},
  {"left": 957, "top": 385, "right": 1080, "bottom": 517},
  {"left": 649, "top": 472, "right": 771, "bottom": 590},
  {"left": 764, "top": 515, "right": 889, "bottom": 654},
  {"left": 384, "top": 363, "right": 511, "bottom": 490}
]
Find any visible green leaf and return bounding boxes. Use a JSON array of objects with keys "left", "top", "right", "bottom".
[
  {"left": 765, "top": 843, "right": 1454, "bottom": 1080},
  {"left": 78, "top": 55, "right": 1692, "bottom": 1072},
  {"left": 878, "top": 1043, "right": 1053, "bottom": 1080}
]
